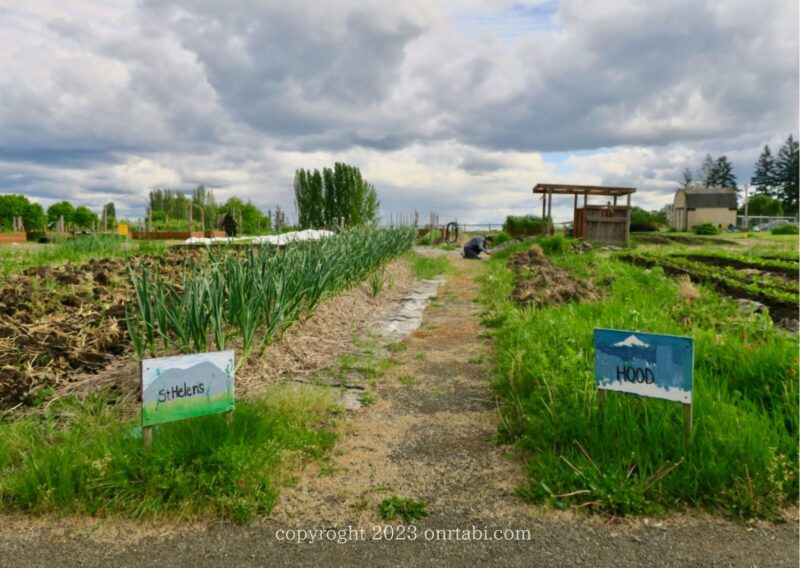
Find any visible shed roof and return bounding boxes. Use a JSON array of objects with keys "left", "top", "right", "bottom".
[
  {"left": 532, "top": 183, "right": 636, "bottom": 196},
  {"left": 679, "top": 185, "right": 737, "bottom": 194}
]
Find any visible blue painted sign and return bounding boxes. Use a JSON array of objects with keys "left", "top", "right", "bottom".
[{"left": 594, "top": 329, "right": 693, "bottom": 403}]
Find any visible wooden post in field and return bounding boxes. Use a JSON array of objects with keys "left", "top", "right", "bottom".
[
  {"left": 683, "top": 402, "right": 693, "bottom": 445},
  {"left": 541, "top": 194, "right": 546, "bottom": 234},
  {"left": 188, "top": 204, "right": 193, "bottom": 232},
  {"left": 597, "top": 390, "right": 606, "bottom": 434},
  {"left": 141, "top": 362, "right": 153, "bottom": 450},
  {"left": 143, "top": 425, "right": 153, "bottom": 450}
]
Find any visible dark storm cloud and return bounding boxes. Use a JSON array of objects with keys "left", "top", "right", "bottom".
[
  {"left": 138, "top": 0, "right": 429, "bottom": 149},
  {"left": 127, "top": 0, "right": 797, "bottom": 155}
]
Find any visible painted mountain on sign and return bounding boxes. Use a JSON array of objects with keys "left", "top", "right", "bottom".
[
  {"left": 614, "top": 334, "right": 650, "bottom": 348},
  {"left": 598, "top": 336, "right": 657, "bottom": 365},
  {"left": 143, "top": 361, "right": 231, "bottom": 404}
]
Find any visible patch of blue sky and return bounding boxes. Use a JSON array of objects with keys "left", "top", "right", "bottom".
[
  {"left": 452, "top": 1, "right": 562, "bottom": 45},
  {"left": 540, "top": 149, "right": 612, "bottom": 174}
]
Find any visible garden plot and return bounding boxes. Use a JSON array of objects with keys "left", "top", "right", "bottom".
[
  {"left": 0, "top": 229, "right": 417, "bottom": 411},
  {"left": 617, "top": 250, "right": 798, "bottom": 328},
  {"left": 0, "top": 252, "right": 194, "bottom": 407},
  {"left": 480, "top": 238, "right": 798, "bottom": 519},
  {"left": 509, "top": 244, "right": 600, "bottom": 307}
]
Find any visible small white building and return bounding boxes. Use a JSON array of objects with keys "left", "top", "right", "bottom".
[{"left": 672, "top": 185, "right": 737, "bottom": 231}]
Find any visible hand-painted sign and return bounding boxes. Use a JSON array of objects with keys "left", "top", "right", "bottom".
[
  {"left": 141, "top": 350, "right": 235, "bottom": 426},
  {"left": 594, "top": 329, "right": 693, "bottom": 403}
]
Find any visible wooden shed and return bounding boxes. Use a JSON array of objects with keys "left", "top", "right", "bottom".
[{"left": 533, "top": 183, "right": 636, "bottom": 245}]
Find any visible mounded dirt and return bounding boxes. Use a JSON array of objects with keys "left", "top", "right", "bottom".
[{"left": 509, "top": 245, "right": 600, "bottom": 307}]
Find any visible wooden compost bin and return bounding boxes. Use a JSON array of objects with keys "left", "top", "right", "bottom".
[
  {"left": 532, "top": 183, "right": 636, "bottom": 246},
  {"left": 0, "top": 233, "right": 27, "bottom": 244}
]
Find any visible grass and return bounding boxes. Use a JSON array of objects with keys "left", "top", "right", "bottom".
[
  {"left": 0, "top": 387, "right": 338, "bottom": 524},
  {"left": 408, "top": 252, "right": 452, "bottom": 279},
  {"left": 378, "top": 496, "right": 428, "bottom": 522},
  {"left": 398, "top": 375, "right": 416, "bottom": 385},
  {"left": 479, "top": 240, "right": 798, "bottom": 518},
  {"left": 0, "top": 235, "right": 166, "bottom": 278}
]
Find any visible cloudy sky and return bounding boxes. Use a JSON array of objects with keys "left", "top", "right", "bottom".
[{"left": 0, "top": 0, "right": 797, "bottom": 223}]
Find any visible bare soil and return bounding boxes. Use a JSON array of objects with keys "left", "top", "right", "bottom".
[
  {"left": 0, "top": 251, "right": 796, "bottom": 567},
  {"left": 510, "top": 244, "right": 600, "bottom": 307}
]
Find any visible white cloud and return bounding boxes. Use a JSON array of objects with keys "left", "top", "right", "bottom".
[{"left": 0, "top": 0, "right": 796, "bottom": 222}]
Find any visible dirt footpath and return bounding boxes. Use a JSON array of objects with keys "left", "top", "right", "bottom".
[{"left": 0, "top": 253, "right": 797, "bottom": 567}]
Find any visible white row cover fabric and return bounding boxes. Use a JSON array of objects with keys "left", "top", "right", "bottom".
[{"left": 183, "top": 229, "right": 335, "bottom": 246}]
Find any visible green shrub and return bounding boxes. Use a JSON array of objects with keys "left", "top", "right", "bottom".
[
  {"left": 694, "top": 223, "right": 720, "bottom": 235},
  {"left": 492, "top": 231, "right": 513, "bottom": 246},
  {"left": 630, "top": 223, "right": 659, "bottom": 233},
  {"left": 771, "top": 225, "right": 799, "bottom": 235},
  {"left": 536, "top": 235, "right": 569, "bottom": 256},
  {"left": 503, "top": 216, "right": 547, "bottom": 236},
  {"left": 417, "top": 229, "right": 441, "bottom": 245}
]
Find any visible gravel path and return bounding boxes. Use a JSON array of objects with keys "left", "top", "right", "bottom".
[{"left": 0, "top": 253, "right": 796, "bottom": 567}]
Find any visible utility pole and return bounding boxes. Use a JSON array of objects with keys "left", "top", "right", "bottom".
[{"left": 743, "top": 183, "right": 749, "bottom": 230}]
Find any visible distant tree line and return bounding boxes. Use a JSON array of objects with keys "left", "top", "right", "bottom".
[
  {"left": 748, "top": 135, "right": 798, "bottom": 214},
  {"left": 680, "top": 135, "right": 798, "bottom": 216},
  {"left": 147, "top": 186, "right": 272, "bottom": 234},
  {"left": 294, "top": 162, "right": 379, "bottom": 229},
  {"left": 680, "top": 155, "right": 738, "bottom": 191},
  {"left": 0, "top": 194, "right": 116, "bottom": 232}
]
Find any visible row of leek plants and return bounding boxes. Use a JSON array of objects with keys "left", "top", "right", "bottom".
[{"left": 126, "top": 227, "right": 416, "bottom": 368}]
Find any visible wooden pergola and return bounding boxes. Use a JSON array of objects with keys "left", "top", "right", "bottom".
[{"left": 532, "top": 183, "right": 636, "bottom": 244}]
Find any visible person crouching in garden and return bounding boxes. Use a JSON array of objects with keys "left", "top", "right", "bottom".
[{"left": 463, "top": 235, "right": 493, "bottom": 259}]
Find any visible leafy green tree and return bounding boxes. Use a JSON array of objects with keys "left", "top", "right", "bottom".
[
  {"left": 775, "top": 135, "right": 799, "bottom": 213},
  {"left": 74, "top": 206, "right": 98, "bottom": 229},
  {"left": 750, "top": 145, "right": 776, "bottom": 196},
  {"left": 294, "top": 169, "right": 326, "bottom": 228},
  {"left": 103, "top": 202, "right": 116, "bottom": 228},
  {"left": 0, "top": 194, "right": 32, "bottom": 231},
  {"left": 241, "top": 202, "right": 267, "bottom": 234},
  {"left": 47, "top": 201, "right": 75, "bottom": 229},
  {"left": 298, "top": 162, "right": 380, "bottom": 228},
  {"left": 24, "top": 202, "right": 46, "bottom": 231},
  {"left": 743, "top": 194, "right": 783, "bottom": 216},
  {"left": 192, "top": 185, "right": 217, "bottom": 230},
  {"left": 218, "top": 197, "right": 269, "bottom": 235}
]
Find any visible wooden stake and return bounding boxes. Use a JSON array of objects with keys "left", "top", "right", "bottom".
[
  {"left": 143, "top": 425, "right": 153, "bottom": 450},
  {"left": 682, "top": 402, "right": 693, "bottom": 444}
]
